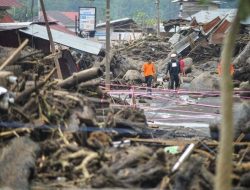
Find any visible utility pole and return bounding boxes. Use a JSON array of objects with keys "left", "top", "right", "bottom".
[
  {"left": 40, "top": 0, "right": 63, "bottom": 79},
  {"left": 38, "top": 0, "right": 41, "bottom": 20},
  {"left": 105, "top": 0, "right": 110, "bottom": 90},
  {"left": 156, "top": 0, "right": 160, "bottom": 37},
  {"left": 178, "top": 0, "right": 183, "bottom": 19}
]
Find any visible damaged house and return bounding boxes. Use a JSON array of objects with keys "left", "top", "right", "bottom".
[
  {"left": 0, "top": 0, "right": 22, "bottom": 23},
  {"left": 164, "top": 8, "right": 250, "bottom": 62},
  {"left": 95, "top": 18, "right": 143, "bottom": 45}
]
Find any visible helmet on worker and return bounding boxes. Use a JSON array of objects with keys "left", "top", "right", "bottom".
[{"left": 170, "top": 53, "right": 177, "bottom": 58}]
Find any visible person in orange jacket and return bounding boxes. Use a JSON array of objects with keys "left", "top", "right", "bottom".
[
  {"left": 141, "top": 57, "right": 156, "bottom": 95},
  {"left": 217, "top": 61, "right": 235, "bottom": 76}
]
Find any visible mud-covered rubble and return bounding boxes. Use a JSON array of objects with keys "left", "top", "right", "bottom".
[
  {"left": 0, "top": 41, "right": 211, "bottom": 189},
  {"left": 116, "top": 35, "right": 171, "bottom": 61},
  {"left": 2, "top": 131, "right": 250, "bottom": 190},
  {"left": 0, "top": 22, "right": 250, "bottom": 189}
]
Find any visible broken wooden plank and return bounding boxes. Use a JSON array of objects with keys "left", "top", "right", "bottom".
[{"left": 0, "top": 39, "right": 29, "bottom": 71}]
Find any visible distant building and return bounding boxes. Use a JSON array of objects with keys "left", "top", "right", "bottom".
[
  {"left": 37, "top": 11, "right": 77, "bottom": 35},
  {"left": 45, "top": 11, "right": 77, "bottom": 31},
  {"left": 172, "top": 0, "right": 221, "bottom": 19},
  {"left": 187, "top": 9, "right": 250, "bottom": 44},
  {"left": 0, "top": 0, "right": 22, "bottom": 23},
  {"left": 95, "top": 18, "right": 143, "bottom": 44}
]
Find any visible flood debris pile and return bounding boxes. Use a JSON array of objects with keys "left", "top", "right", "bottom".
[
  {"left": 116, "top": 35, "right": 172, "bottom": 61},
  {"left": 162, "top": 16, "right": 250, "bottom": 90},
  {"left": 2, "top": 128, "right": 250, "bottom": 190}
]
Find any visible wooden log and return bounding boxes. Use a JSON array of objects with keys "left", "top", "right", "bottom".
[
  {"left": 78, "top": 79, "right": 101, "bottom": 89},
  {"left": 40, "top": 0, "right": 63, "bottom": 79},
  {"left": 57, "top": 67, "right": 103, "bottom": 89},
  {"left": 15, "top": 68, "right": 56, "bottom": 105},
  {"left": 0, "top": 39, "right": 29, "bottom": 71}
]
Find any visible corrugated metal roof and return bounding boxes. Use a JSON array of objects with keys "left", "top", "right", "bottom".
[
  {"left": 62, "top": 12, "right": 78, "bottom": 21},
  {"left": 20, "top": 24, "right": 102, "bottom": 55},
  {"left": 173, "top": 32, "right": 199, "bottom": 54},
  {"left": 202, "top": 16, "right": 221, "bottom": 34},
  {"left": 0, "top": 22, "right": 31, "bottom": 31},
  {"left": 46, "top": 11, "right": 75, "bottom": 27},
  {"left": 187, "top": 9, "right": 236, "bottom": 23},
  {"left": 0, "top": 0, "right": 22, "bottom": 7},
  {"left": 96, "top": 18, "right": 133, "bottom": 28},
  {"left": 209, "top": 20, "right": 231, "bottom": 44},
  {"left": 187, "top": 9, "right": 250, "bottom": 25}
]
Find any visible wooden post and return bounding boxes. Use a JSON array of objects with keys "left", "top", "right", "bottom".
[
  {"left": 105, "top": 0, "right": 111, "bottom": 90},
  {"left": 39, "top": 0, "right": 63, "bottom": 79},
  {"left": 156, "top": 0, "right": 160, "bottom": 37}
]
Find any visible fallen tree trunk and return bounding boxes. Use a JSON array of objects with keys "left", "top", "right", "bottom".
[
  {"left": 58, "top": 67, "right": 103, "bottom": 89},
  {"left": 78, "top": 79, "right": 101, "bottom": 89},
  {"left": 15, "top": 68, "right": 56, "bottom": 105}
]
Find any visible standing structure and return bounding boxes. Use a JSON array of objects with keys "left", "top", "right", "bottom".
[
  {"left": 172, "top": 0, "right": 221, "bottom": 19},
  {"left": 0, "top": 0, "right": 22, "bottom": 23}
]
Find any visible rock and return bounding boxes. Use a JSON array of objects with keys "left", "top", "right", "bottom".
[
  {"left": 210, "top": 102, "right": 250, "bottom": 140},
  {"left": 234, "top": 102, "right": 250, "bottom": 137},
  {"left": 0, "top": 71, "right": 14, "bottom": 88},
  {"left": 184, "top": 57, "right": 193, "bottom": 74},
  {"left": 182, "top": 76, "right": 194, "bottom": 83},
  {"left": 189, "top": 72, "right": 220, "bottom": 91},
  {"left": 0, "top": 137, "right": 40, "bottom": 190},
  {"left": 199, "top": 60, "right": 218, "bottom": 71},
  {"left": 123, "top": 70, "right": 144, "bottom": 82},
  {"left": 247, "top": 57, "right": 250, "bottom": 65},
  {"left": 239, "top": 81, "right": 250, "bottom": 97}
]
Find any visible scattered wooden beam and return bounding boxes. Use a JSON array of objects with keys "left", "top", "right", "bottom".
[{"left": 0, "top": 39, "right": 29, "bottom": 71}]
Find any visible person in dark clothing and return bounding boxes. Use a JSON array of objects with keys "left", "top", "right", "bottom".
[{"left": 166, "top": 53, "right": 181, "bottom": 90}]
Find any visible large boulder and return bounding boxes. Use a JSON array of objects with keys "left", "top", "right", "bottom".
[
  {"left": 199, "top": 60, "right": 218, "bottom": 72},
  {"left": 189, "top": 72, "right": 220, "bottom": 91},
  {"left": 123, "top": 70, "right": 144, "bottom": 82},
  {"left": 210, "top": 102, "right": 250, "bottom": 140},
  {"left": 183, "top": 57, "right": 193, "bottom": 74},
  {"left": 239, "top": 81, "right": 250, "bottom": 97},
  {"left": 247, "top": 57, "right": 250, "bottom": 65}
]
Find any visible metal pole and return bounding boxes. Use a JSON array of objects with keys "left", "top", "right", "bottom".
[
  {"left": 179, "top": 0, "right": 183, "bottom": 19},
  {"left": 40, "top": 0, "right": 63, "bottom": 79},
  {"left": 105, "top": 0, "right": 110, "bottom": 90},
  {"left": 156, "top": 0, "right": 160, "bottom": 37}
]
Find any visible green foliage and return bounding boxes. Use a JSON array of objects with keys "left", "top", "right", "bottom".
[
  {"left": 133, "top": 11, "right": 156, "bottom": 28},
  {"left": 0, "top": 10, "right": 7, "bottom": 19},
  {"left": 10, "top": 0, "right": 241, "bottom": 22}
]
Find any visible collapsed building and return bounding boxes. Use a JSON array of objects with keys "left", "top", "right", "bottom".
[{"left": 164, "top": 9, "right": 250, "bottom": 61}]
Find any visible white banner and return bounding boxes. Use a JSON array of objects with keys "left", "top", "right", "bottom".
[{"left": 79, "top": 7, "right": 96, "bottom": 31}]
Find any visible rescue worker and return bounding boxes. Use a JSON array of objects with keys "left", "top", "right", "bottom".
[
  {"left": 141, "top": 57, "right": 156, "bottom": 95},
  {"left": 217, "top": 61, "right": 234, "bottom": 76},
  {"left": 179, "top": 54, "right": 185, "bottom": 76},
  {"left": 166, "top": 53, "right": 181, "bottom": 90},
  {"left": 178, "top": 54, "right": 185, "bottom": 84}
]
